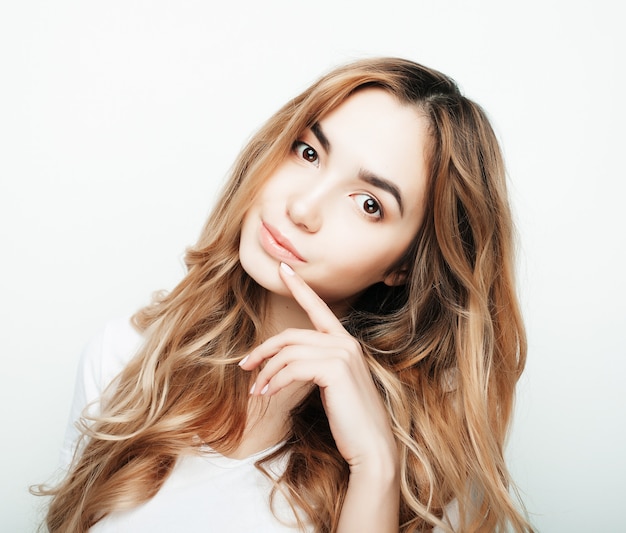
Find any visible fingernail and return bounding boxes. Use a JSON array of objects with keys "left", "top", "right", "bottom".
[
  {"left": 280, "top": 262, "right": 295, "bottom": 276},
  {"left": 238, "top": 355, "right": 249, "bottom": 367},
  {"left": 249, "top": 383, "right": 256, "bottom": 395},
  {"left": 260, "top": 384, "right": 269, "bottom": 395}
]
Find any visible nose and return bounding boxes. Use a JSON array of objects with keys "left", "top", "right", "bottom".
[{"left": 286, "top": 189, "right": 323, "bottom": 233}]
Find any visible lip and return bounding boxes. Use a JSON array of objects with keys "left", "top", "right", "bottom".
[{"left": 259, "top": 222, "right": 306, "bottom": 263}]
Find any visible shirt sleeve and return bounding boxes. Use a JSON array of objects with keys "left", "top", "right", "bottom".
[{"left": 59, "top": 317, "right": 144, "bottom": 469}]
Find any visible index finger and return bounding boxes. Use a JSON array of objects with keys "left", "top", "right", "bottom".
[{"left": 278, "top": 262, "right": 346, "bottom": 334}]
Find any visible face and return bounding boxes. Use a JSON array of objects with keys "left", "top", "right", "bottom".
[{"left": 239, "top": 88, "right": 430, "bottom": 308}]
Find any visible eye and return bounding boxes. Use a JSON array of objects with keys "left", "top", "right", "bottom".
[
  {"left": 352, "top": 193, "right": 383, "bottom": 220},
  {"left": 293, "top": 141, "right": 320, "bottom": 167}
]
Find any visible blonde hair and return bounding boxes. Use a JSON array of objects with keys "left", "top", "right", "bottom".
[{"left": 41, "top": 58, "right": 530, "bottom": 532}]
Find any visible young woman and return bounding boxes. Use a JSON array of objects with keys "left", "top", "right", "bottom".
[{"left": 41, "top": 57, "right": 531, "bottom": 532}]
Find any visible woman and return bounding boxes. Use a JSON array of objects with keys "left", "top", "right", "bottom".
[{"left": 41, "top": 57, "right": 531, "bottom": 532}]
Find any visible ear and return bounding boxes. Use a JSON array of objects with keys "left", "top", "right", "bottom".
[{"left": 382, "top": 268, "right": 409, "bottom": 287}]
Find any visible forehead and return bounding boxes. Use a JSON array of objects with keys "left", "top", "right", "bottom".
[{"left": 318, "top": 87, "right": 428, "bottom": 158}]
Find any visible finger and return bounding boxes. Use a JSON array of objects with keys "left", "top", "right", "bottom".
[
  {"left": 251, "top": 352, "right": 350, "bottom": 397},
  {"left": 249, "top": 341, "right": 355, "bottom": 394},
  {"left": 249, "top": 345, "right": 319, "bottom": 395},
  {"left": 278, "top": 262, "right": 346, "bottom": 334},
  {"left": 252, "top": 358, "right": 315, "bottom": 397},
  {"left": 239, "top": 328, "right": 356, "bottom": 369}
]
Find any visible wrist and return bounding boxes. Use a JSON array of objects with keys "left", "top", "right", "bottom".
[{"left": 348, "top": 446, "right": 400, "bottom": 485}]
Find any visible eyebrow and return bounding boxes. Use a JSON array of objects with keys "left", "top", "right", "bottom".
[
  {"left": 359, "top": 170, "right": 405, "bottom": 216},
  {"left": 311, "top": 122, "right": 331, "bottom": 153}
]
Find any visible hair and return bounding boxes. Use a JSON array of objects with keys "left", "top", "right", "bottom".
[{"left": 40, "top": 57, "right": 530, "bottom": 532}]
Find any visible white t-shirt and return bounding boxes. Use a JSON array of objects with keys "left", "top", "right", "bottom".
[{"left": 61, "top": 318, "right": 312, "bottom": 532}]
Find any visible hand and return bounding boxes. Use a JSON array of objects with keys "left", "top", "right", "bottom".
[{"left": 239, "top": 262, "right": 398, "bottom": 471}]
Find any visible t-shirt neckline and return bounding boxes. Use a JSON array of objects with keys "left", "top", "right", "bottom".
[{"left": 199, "top": 441, "right": 286, "bottom": 468}]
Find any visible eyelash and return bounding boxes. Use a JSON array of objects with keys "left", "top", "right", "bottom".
[
  {"left": 292, "top": 141, "right": 320, "bottom": 167},
  {"left": 352, "top": 193, "right": 384, "bottom": 221}
]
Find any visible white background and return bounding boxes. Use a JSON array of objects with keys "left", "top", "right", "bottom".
[{"left": 1, "top": 1, "right": 624, "bottom": 531}]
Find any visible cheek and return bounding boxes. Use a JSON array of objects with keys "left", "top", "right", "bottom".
[
  {"left": 239, "top": 207, "right": 258, "bottom": 246},
  {"left": 324, "top": 225, "right": 408, "bottom": 270},
  {"left": 260, "top": 166, "right": 292, "bottom": 194},
  {"left": 323, "top": 243, "right": 399, "bottom": 290}
]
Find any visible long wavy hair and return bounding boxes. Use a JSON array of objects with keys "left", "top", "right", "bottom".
[{"left": 41, "top": 58, "right": 530, "bottom": 532}]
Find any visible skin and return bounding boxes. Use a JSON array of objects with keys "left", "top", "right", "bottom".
[{"left": 237, "top": 89, "right": 431, "bottom": 532}]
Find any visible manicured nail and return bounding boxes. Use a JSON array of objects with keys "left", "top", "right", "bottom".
[
  {"left": 260, "top": 384, "right": 269, "bottom": 395},
  {"left": 239, "top": 355, "right": 249, "bottom": 367},
  {"left": 249, "top": 383, "right": 256, "bottom": 395},
  {"left": 280, "top": 262, "right": 295, "bottom": 276}
]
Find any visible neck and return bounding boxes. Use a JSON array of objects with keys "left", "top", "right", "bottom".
[
  {"left": 262, "top": 289, "right": 352, "bottom": 336},
  {"left": 263, "top": 291, "right": 315, "bottom": 336}
]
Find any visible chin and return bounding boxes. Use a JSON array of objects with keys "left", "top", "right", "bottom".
[{"left": 239, "top": 251, "right": 284, "bottom": 295}]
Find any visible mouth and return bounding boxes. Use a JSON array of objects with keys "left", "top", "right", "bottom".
[{"left": 259, "top": 222, "right": 306, "bottom": 263}]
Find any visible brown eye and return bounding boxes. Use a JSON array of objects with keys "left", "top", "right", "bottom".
[
  {"left": 352, "top": 194, "right": 383, "bottom": 220},
  {"left": 293, "top": 141, "right": 320, "bottom": 167},
  {"left": 363, "top": 198, "right": 379, "bottom": 214},
  {"left": 303, "top": 147, "right": 317, "bottom": 162}
]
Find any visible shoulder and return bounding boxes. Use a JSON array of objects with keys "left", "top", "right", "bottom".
[
  {"left": 60, "top": 317, "right": 144, "bottom": 468},
  {"left": 99, "top": 316, "right": 145, "bottom": 377},
  {"left": 78, "top": 316, "right": 145, "bottom": 406}
]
